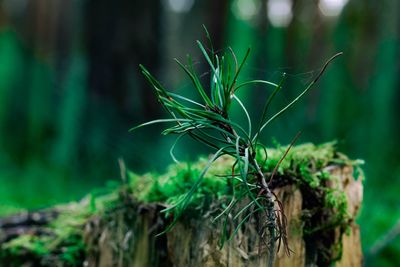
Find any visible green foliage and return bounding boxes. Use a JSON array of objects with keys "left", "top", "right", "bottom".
[{"left": 133, "top": 31, "right": 342, "bottom": 265}]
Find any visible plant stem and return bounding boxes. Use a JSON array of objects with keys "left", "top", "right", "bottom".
[{"left": 251, "top": 156, "right": 276, "bottom": 267}]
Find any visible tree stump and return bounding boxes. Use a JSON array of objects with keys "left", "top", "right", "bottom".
[
  {"left": 0, "top": 144, "right": 364, "bottom": 267},
  {"left": 83, "top": 165, "right": 363, "bottom": 267}
]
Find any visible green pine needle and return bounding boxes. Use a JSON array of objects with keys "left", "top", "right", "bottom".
[{"left": 133, "top": 28, "right": 342, "bottom": 267}]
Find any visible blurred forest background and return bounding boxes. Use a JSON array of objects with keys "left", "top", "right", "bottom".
[{"left": 0, "top": 0, "right": 399, "bottom": 265}]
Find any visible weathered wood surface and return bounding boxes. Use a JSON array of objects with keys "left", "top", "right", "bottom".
[{"left": 83, "top": 165, "right": 363, "bottom": 267}]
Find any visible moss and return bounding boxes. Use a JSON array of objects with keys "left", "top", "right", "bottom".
[
  {"left": 0, "top": 142, "right": 364, "bottom": 266},
  {"left": 127, "top": 142, "right": 362, "bottom": 222},
  {"left": 2, "top": 235, "right": 49, "bottom": 256},
  {"left": 1, "top": 234, "right": 85, "bottom": 266},
  {"left": 127, "top": 157, "right": 230, "bottom": 210},
  {"left": 128, "top": 142, "right": 346, "bottom": 205}
]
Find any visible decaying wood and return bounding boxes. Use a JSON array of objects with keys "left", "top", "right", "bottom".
[{"left": 83, "top": 164, "right": 363, "bottom": 267}]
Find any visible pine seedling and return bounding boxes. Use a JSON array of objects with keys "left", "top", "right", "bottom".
[{"left": 131, "top": 29, "right": 342, "bottom": 266}]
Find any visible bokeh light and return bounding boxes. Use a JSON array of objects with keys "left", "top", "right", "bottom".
[
  {"left": 318, "top": 0, "right": 349, "bottom": 17},
  {"left": 267, "top": 0, "right": 293, "bottom": 27}
]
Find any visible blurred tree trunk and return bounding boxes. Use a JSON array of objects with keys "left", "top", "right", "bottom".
[
  {"left": 204, "top": 0, "right": 229, "bottom": 50},
  {"left": 367, "top": 0, "right": 399, "bottom": 178},
  {"left": 85, "top": 0, "right": 162, "bottom": 119}
]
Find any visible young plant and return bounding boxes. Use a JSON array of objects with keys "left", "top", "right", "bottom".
[{"left": 132, "top": 30, "right": 341, "bottom": 266}]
